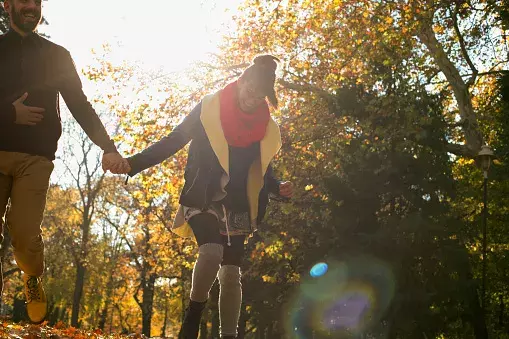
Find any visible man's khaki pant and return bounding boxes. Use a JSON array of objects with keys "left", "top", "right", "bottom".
[{"left": 0, "top": 151, "right": 54, "bottom": 277}]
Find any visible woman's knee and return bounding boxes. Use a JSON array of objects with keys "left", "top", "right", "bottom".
[
  {"left": 218, "top": 265, "right": 241, "bottom": 287},
  {"left": 9, "top": 232, "right": 43, "bottom": 252}
]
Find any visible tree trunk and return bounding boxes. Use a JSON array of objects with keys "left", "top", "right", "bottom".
[
  {"left": 12, "top": 290, "right": 25, "bottom": 322},
  {"left": 115, "top": 303, "right": 130, "bottom": 334},
  {"left": 141, "top": 273, "right": 157, "bottom": 337},
  {"left": 210, "top": 283, "right": 220, "bottom": 338},
  {"left": 71, "top": 261, "right": 86, "bottom": 327},
  {"left": 456, "top": 244, "right": 488, "bottom": 339},
  {"left": 499, "top": 295, "right": 505, "bottom": 327},
  {"left": 199, "top": 308, "right": 208, "bottom": 339},
  {"left": 181, "top": 267, "right": 187, "bottom": 323},
  {"left": 467, "top": 283, "right": 488, "bottom": 339},
  {"left": 0, "top": 228, "right": 12, "bottom": 298},
  {"left": 237, "top": 303, "right": 248, "bottom": 339},
  {"left": 256, "top": 323, "right": 264, "bottom": 339},
  {"left": 98, "top": 272, "right": 115, "bottom": 330},
  {"left": 47, "top": 305, "right": 57, "bottom": 325},
  {"left": 98, "top": 302, "right": 108, "bottom": 331},
  {"left": 71, "top": 210, "right": 91, "bottom": 328},
  {"left": 109, "top": 303, "right": 114, "bottom": 334},
  {"left": 161, "top": 298, "right": 169, "bottom": 337},
  {"left": 266, "top": 323, "right": 274, "bottom": 339},
  {"left": 417, "top": 20, "right": 483, "bottom": 156}
]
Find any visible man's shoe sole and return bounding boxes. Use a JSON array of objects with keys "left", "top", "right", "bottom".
[{"left": 26, "top": 302, "right": 48, "bottom": 324}]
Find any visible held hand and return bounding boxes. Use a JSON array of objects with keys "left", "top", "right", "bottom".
[
  {"left": 111, "top": 158, "right": 131, "bottom": 174},
  {"left": 102, "top": 153, "right": 131, "bottom": 174},
  {"left": 13, "top": 93, "right": 45, "bottom": 126},
  {"left": 279, "top": 181, "right": 294, "bottom": 199}
]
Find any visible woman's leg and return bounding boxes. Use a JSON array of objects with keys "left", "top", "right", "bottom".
[
  {"left": 218, "top": 235, "right": 245, "bottom": 338},
  {"left": 180, "top": 213, "right": 223, "bottom": 339},
  {"left": 189, "top": 213, "right": 224, "bottom": 303}
]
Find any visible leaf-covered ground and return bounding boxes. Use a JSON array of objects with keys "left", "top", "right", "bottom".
[{"left": 0, "top": 321, "right": 149, "bottom": 339}]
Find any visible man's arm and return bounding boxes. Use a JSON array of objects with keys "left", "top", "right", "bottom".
[
  {"left": 57, "top": 49, "right": 118, "bottom": 154},
  {"left": 126, "top": 103, "right": 202, "bottom": 177}
]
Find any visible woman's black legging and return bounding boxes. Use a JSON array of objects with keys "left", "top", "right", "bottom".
[
  {"left": 187, "top": 212, "right": 245, "bottom": 337},
  {"left": 189, "top": 212, "right": 246, "bottom": 266}
]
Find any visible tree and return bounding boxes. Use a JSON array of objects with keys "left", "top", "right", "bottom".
[
  {"left": 54, "top": 113, "right": 112, "bottom": 328},
  {"left": 3, "top": 0, "right": 502, "bottom": 336},
  {"left": 82, "top": 50, "right": 197, "bottom": 336},
  {"left": 43, "top": 185, "right": 84, "bottom": 325},
  {"left": 188, "top": 0, "right": 508, "bottom": 337},
  {"left": 0, "top": 3, "right": 9, "bottom": 33}
]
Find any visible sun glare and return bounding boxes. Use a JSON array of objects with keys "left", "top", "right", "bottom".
[
  {"left": 39, "top": 0, "right": 241, "bottom": 73},
  {"left": 37, "top": 0, "right": 242, "bottom": 185}
]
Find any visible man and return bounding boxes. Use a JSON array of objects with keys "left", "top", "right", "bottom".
[{"left": 0, "top": 0, "right": 124, "bottom": 323}]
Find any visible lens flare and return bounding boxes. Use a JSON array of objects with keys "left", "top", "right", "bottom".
[
  {"left": 283, "top": 256, "right": 395, "bottom": 337},
  {"left": 310, "top": 262, "right": 329, "bottom": 277},
  {"left": 313, "top": 281, "right": 374, "bottom": 332}
]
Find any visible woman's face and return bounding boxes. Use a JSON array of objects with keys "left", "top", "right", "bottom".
[{"left": 237, "top": 78, "right": 266, "bottom": 113}]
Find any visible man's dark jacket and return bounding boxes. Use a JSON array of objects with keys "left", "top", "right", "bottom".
[{"left": 0, "top": 30, "right": 116, "bottom": 160}]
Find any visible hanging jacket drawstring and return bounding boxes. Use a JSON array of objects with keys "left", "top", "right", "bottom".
[{"left": 222, "top": 205, "right": 231, "bottom": 247}]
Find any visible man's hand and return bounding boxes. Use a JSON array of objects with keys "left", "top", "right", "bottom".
[
  {"left": 102, "top": 153, "right": 131, "bottom": 174},
  {"left": 279, "top": 181, "right": 294, "bottom": 198},
  {"left": 13, "top": 93, "right": 45, "bottom": 126}
]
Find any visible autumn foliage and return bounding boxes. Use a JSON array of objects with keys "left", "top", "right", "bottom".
[{"left": 1, "top": 0, "right": 509, "bottom": 338}]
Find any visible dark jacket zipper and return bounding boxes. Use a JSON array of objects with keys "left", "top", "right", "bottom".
[
  {"left": 201, "top": 169, "right": 209, "bottom": 210},
  {"left": 184, "top": 167, "right": 200, "bottom": 195}
]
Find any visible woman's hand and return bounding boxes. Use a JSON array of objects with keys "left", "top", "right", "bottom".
[
  {"left": 279, "top": 181, "right": 294, "bottom": 198},
  {"left": 103, "top": 153, "right": 131, "bottom": 174}
]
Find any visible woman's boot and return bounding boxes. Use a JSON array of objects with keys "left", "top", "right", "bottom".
[{"left": 179, "top": 300, "right": 207, "bottom": 339}]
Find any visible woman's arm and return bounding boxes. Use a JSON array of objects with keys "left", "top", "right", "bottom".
[
  {"left": 126, "top": 102, "right": 202, "bottom": 177},
  {"left": 265, "top": 164, "right": 282, "bottom": 195},
  {"left": 265, "top": 163, "right": 294, "bottom": 200}
]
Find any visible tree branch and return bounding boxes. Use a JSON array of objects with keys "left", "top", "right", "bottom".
[
  {"left": 197, "top": 61, "right": 249, "bottom": 72},
  {"left": 133, "top": 283, "right": 142, "bottom": 307},
  {"left": 452, "top": 4, "right": 478, "bottom": 87},
  {"left": 114, "top": 303, "right": 130, "bottom": 332},
  {"left": 3, "top": 267, "right": 21, "bottom": 278},
  {"left": 445, "top": 142, "right": 476, "bottom": 157},
  {"left": 103, "top": 214, "right": 142, "bottom": 270},
  {"left": 475, "top": 70, "right": 509, "bottom": 77},
  {"left": 418, "top": 20, "right": 483, "bottom": 154},
  {"left": 245, "top": 325, "right": 256, "bottom": 334},
  {"left": 278, "top": 79, "right": 333, "bottom": 100},
  {"left": 160, "top": 275, "right": 181, "bottom": 280},
  {"left": 427, "top": 70, "right": 509, "bottom": 85}
]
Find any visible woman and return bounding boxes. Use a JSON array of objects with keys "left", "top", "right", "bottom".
[{"left": 113, "top": 55, "right": 293, "bottom": 338}]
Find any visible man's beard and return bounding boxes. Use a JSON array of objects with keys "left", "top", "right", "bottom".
[{"left": 11, "top": 6, "right": 41, "bottom": 33}]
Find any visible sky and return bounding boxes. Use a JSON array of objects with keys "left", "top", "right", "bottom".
[
  {"left": 34, "top": 0, "right": 244, "bottom": 184},
  {"left": 38, "top": 0, "right": 243, "bottom": 74}
]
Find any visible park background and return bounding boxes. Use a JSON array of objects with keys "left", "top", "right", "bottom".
[{"left": 1, "top": 1, "right": 509, "bottom": 338}]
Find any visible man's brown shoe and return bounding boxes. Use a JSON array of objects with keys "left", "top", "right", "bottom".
[{"left": 23, "top": 274, "right": 47, "bottom": 323}]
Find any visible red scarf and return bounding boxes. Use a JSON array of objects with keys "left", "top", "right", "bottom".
[{"left": 219, "top": 81, "right": 270, "bottom": 147}]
